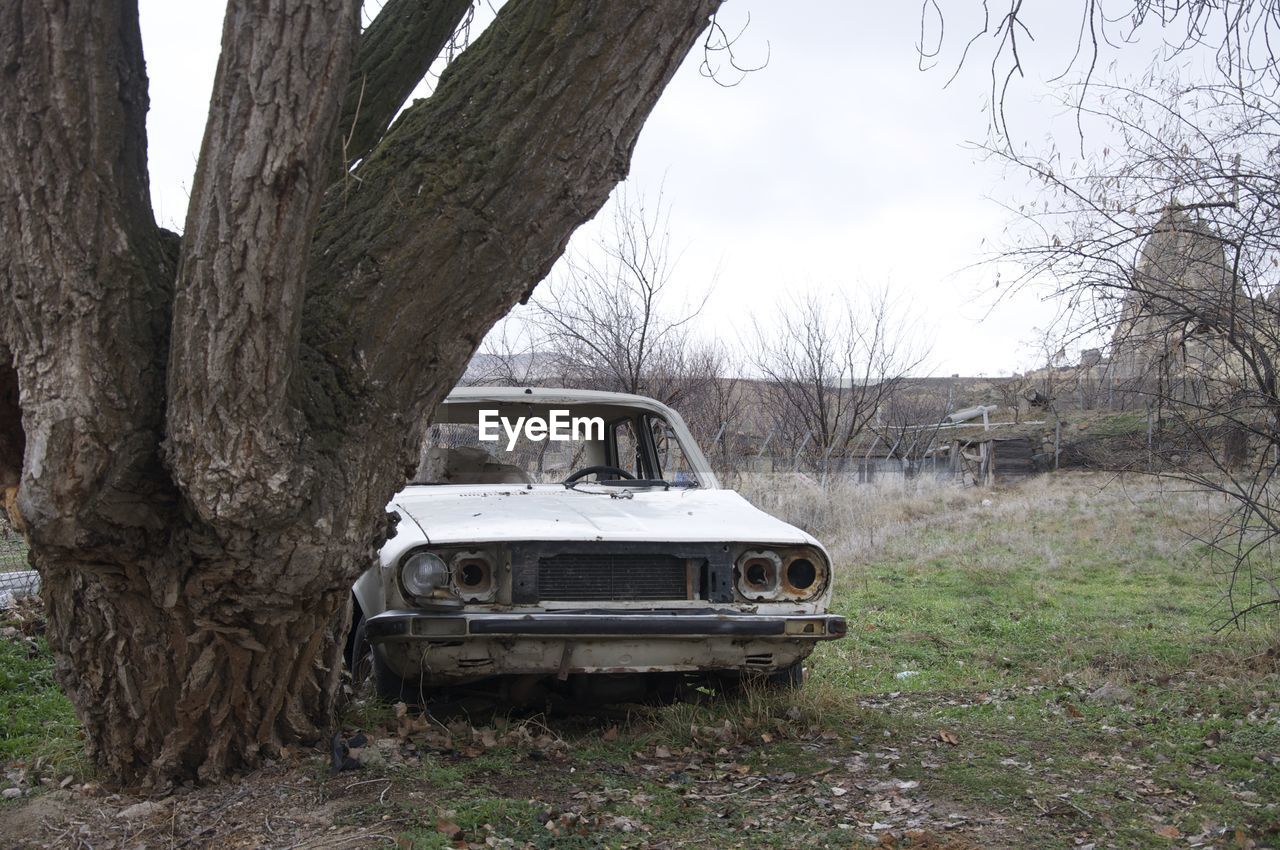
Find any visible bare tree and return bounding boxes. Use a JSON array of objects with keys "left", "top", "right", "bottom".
[
  {"left": 923, "top": 1, "right": 1280, "bottom": 138},
  {"left": 994, "top": 372, "right": 1034, "bottom": 423},
  {"left": 469, "top": 187, "right": 738, "bottom": 469},
  {"left": 0, "top": 0, "right": 721, "bottom": 788},
  {"left": 991, "top": 77, "right": 1280, "bottom": 625},
  {"left": 665, "top": 345, "right": 744, "bottom": 473},
  {"left": 869, "top": 383, "right": 953, "bottom": 476},
  {"left": 750, "top": 288, "right": 930, "bottom": 474},
  {"left": 464, "top": 313, "right": 546, "bottom": 388},
  {"left": 529, "top": 187, "right": 718, "bottom": 406}
]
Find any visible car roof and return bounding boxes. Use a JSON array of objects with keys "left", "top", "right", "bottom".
[
  {"left": 443, "top": 386, "right": 679, "bottom": 418},
  {"left": 439, "top": 386, "right": 720, "bottom": 487}
]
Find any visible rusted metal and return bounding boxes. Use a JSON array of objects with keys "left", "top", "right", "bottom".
[{"left": 556, "top": 641, "right": 574, "bottom": 681}]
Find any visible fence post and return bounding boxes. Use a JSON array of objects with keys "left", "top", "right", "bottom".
[
  {"left": 791, "top": 432, "right": 812, "bottom": 472},
  {"left": 1152, "top": 409, "right": 1162, "bottom": 471},
  {"left": 1054, "top": 418, "right": 1061, "bottom": 471},
  {"left": 861, "top": 435, "right": 881, "bottom": 483},
  {"left": 756, "top": 426, "right": 776, "bottom": 459}
]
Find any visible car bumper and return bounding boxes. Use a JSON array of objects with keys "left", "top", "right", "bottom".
[
  {"left": 365, "top": 609, "right": 847, "bottom": 640},
  {"left": 365, "top": 608, "right": 847, "bottom": 682}
]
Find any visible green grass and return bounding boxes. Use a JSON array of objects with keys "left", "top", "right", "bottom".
[
  {"left": 802, "top": 473, "right": 1280, "bottom": 845},
  {"left": 812, "top": 476, "right": 1260, "bottom": 695},
  {"left": 1, "top": 472, "right": 1277, "bottom": 848},
  {"left": 0, "top": 636, "right": 84, "bottom": 778}
]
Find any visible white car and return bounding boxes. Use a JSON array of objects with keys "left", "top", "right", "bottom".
[{"left": 347, "top": 387, "right": 846, "bottom": 703}]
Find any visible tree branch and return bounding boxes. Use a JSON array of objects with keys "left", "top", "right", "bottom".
[
  {"left": 338, "top": 0, "right": 474, "bottom": 172},
  {"left": 166, "top": 0, "right": 360, "bottom": 528},
  {"left": 0, "top": 0, "right": 176, "bottom": 550},
  {"left": 305, "top": 0, "right": 722, "bottom": 442}
]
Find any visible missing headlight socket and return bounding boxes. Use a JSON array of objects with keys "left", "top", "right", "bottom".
[
  {"left": 451, "top": 550, "right": 497, "bottom": 602},
  {"left": 735, "top": 548, "right": 827, "bottom": 601},
  {"left": 736, "top": 549, "right": 782, "bottom": 600}
]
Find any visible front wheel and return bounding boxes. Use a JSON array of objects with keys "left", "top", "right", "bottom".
[
  {"left": 763, "top": 661, "right": 805, "bottom": 691},
  {"left": 350, "top": 617, "right": 424, "bottom": 703},
  {"left": 709, "top": 662, "right": 806, "bottom": 696}
]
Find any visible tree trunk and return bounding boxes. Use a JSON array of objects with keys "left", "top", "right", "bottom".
[
  {"left": 41, "top": 543, "right": 355, "bottom": 784},
  {"left": 1, "top": 0, "right": 720, "bottom": 790}
]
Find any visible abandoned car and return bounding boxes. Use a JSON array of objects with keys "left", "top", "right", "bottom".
[{"left": 347, "top": 387, "right": 847, "bottom": 702}]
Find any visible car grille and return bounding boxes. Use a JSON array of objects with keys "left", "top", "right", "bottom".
[{"left": 536, "top": 553, "right": 689, "bottom": 602}]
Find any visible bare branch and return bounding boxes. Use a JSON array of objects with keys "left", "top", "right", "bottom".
[
  {"left": 749, "top": 286, "right": 932, "bottom": 475},
  {"left": 988, "top": 75, "right": 1280, "bottom": 625}
]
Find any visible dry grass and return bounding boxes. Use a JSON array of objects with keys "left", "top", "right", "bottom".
[{"left": 733, "top": 471, "right": 979, "bottom": 565}]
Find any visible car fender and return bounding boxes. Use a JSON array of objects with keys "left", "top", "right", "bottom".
[{"left": 351, "top": 565, "right": 383, "bottom": 622}]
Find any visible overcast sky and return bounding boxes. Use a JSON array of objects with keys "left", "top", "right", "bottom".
[{"left": 136, "top": 2, "right": 1189, "bottom": 377}]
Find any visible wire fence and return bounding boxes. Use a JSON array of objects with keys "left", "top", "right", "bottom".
[
  {"left": 717, "top": 453, "right": 957, "bottom": 484},
  {"left": 694, "top": 419, "right": 1045, "bottom": 488},
  {"left": 1, "top": 518, "right": 28, "bottom": 573},
  {"left": 0, "top": 516, "right": 37, "bottom": 604}
]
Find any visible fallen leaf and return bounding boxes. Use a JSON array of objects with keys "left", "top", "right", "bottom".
[
  {"left": 655, "top": 745, "right": 672, "bottom": 758},
  {"left": 938, "top": 730, "right": 959, "bottom": 746},
  {"left": 436, "top": 818, "right": 464, "bottom": 840}
]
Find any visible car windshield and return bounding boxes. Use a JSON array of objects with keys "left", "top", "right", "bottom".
[{"left": 411, "top": 401, "right": 704, "bottom": 486}]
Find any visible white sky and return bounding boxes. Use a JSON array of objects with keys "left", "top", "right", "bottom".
[{"left": 136, "top": 2, "right": 1195, "bottom": 377}]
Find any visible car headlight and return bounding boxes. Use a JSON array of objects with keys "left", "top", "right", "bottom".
[
  {"left": 735, "top": 547, "right": 828, "bottom": 602},
  {"left": 401, "top": 551, "right": 450, "bottom": 597},
  {"left": 451, "top": 551, "right": 496, "bottom": 602},
  {"left": 737, "top": 549, "right": 782, "bottom": 600},
  {"left": 784, "top": 554, "right": 819, "bottom": 593}
]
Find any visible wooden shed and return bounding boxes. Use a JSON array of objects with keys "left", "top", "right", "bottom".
[{"left": 949, "top": 435, "right": 1039, "bottom": 486}]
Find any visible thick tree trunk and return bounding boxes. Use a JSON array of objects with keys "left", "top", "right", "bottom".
[
  {"left": 41, "top": 543, "right": 355, "bottom": 784},
  {"left": 1, "top": 0, "right": 721, "bottom": 790}
]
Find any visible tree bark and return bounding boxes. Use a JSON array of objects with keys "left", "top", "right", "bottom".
[
  {"left": 0, "top": 345, "right": 21, "bottom": 491},
  {"left": 166, "top": 0, "right": 359, "bottom": 527},
  {"left": 337, "top": 0, "right": 474, "bottom": 171},
  {"left": 1, "top": 0, "right": 720, "bottom": 790},
  {"left": 308, "top": 0, "right": 722, "bottom": 414},
  {"left": 0, "top": 0, "right": 176, "bottom": 547}
]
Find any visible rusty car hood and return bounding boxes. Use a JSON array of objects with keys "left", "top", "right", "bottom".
[{"left": 391, "top": 484, "right": 818, "bottom": 547}]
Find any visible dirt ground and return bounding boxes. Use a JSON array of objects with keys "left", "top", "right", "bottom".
[{"left": 0, "top": 698, "right": 1028, "bottom": 850}]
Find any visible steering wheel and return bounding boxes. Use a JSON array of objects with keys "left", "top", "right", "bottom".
[{"left": 563, "top": 465, "right": 636, "bottom": 485}]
